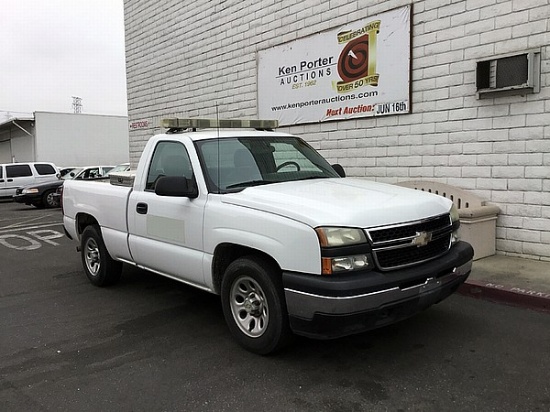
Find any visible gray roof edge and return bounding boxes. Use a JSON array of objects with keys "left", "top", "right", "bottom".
[{"left": 0, "top": 116, "right": 35, "bottom": 128}]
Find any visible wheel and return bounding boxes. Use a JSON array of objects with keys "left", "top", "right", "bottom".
[
  {"left": 42, "top": 190, "right": 60, "bottom": 208},
  {"left": 276, "top": 161, "right": 300, "bottom": 172},
  {"left": 81, "top": 225, "right": 122, "bottom": 287},
  {"left": 221, "top": 256, "right": 292, "bottom": 355}
]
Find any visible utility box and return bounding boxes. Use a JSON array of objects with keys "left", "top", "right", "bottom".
[{"left": 395, "top": 181, "right": 500, "bottom": 260}]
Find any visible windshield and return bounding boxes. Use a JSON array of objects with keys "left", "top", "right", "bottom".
[
  {"left": 195, "top": 136, "right": 340, "bottom": 193},
  {"left": 62, "top": 168, "right": 82, "bottom": 180},
  {"left": 106, "top": 164, "right": 129, "bottom": 175}
]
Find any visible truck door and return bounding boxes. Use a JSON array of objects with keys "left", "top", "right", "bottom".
[{"left": 127, "top": 140, "right": 206, "bottom": 287}]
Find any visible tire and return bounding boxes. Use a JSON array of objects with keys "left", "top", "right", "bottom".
[
  {"left": 42, "top": 190, "right": 60, "bottom": 208},
  {"left": 221, "top": 256, "right": 292, "bottom": 355},
  {"left": 81, "top": 225, "right": 122, "bottom": 287}
]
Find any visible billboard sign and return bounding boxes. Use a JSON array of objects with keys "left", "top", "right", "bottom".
[{"left": 258, "top": 6, "right": 411, "bottom": 126}]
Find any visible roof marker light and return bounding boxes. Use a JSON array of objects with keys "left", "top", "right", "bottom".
[{"left": 161, "top": 118, "right": 278, "bottom": 130}]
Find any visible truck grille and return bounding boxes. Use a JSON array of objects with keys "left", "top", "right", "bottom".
[{"left": 366, "top": 214, "right": 453, "bottom": 271}]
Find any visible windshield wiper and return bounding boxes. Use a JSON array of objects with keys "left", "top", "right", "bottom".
[{"left": 226, "top": 180, "right": 272, "bottom": 189}]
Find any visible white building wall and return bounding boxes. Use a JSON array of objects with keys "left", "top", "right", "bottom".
[
  {"left": 0, "top": 120, "right": 35, "bottom": 162},
  {"left": 34, "top": 112, "right": 129, "bottom": 166},
  {"left": 0, "top": 141, "right": 11, "bottom": 163},
  {"left": 124, "top": 0, "right": 550, "bottom": 260},
  {"left": 10, "top": 134, "right": 34, "bottom": 162}
]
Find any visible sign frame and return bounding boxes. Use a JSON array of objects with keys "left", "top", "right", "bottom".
[{"left": 257, "top": 5, "right": 411, "bottom": 126}]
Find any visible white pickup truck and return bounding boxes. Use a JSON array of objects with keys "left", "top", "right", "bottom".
[{"left": 62, "top": 118, "right": 474, "bottom": 354}]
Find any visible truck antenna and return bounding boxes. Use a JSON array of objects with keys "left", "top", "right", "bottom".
[{"left": 216, "top": 103, "right": 221, "bottom": 194}]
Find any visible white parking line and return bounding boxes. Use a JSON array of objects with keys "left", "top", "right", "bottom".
[
  {"left": 0, "top": 222, "right": 63, "bottom": 234},
  {"left": 0, "top": 213, "right": 59, "bottom": 230}
]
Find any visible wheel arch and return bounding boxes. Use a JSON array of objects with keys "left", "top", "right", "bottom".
[
  {"left": 211, "top": 243, "right": 280, "bottom": 295},
  {"left": 75, "top": 213, "right": 100, "bottom": 238}
]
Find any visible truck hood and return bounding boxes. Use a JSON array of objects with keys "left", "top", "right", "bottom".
[{"left": 221, "top": 178, "right": 452, "bottom": 228}]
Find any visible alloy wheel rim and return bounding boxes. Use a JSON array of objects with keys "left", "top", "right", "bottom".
[
  {"left": 229, "top": 275, "right": 269, "bottom": 338},
  {"left": 46, "top": 192, "right": 58, "bottom": 207},
  {"left": 84, "top": 238, "right": 101, "bottom": 276}
]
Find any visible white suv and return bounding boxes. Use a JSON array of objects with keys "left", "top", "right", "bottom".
[{"left": 0, "top": 162, "right": 58, "bottom": 198}]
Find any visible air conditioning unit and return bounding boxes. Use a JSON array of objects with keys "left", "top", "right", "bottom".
[{"left": 476, "top": 50, "right": 540, "bottom": 98}]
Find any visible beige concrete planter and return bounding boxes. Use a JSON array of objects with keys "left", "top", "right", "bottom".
[{"left": 395, "top": 180, "right": 500, "bottom": 260}]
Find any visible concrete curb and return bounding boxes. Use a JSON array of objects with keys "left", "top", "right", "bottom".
[{"left": 459, "top": 279, "right": 550, "bottom": 314}]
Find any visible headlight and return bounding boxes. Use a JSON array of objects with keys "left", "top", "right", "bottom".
[
  {"left": 315, "top": 227, "right": 367, "bottom": 247},
  {"left": 315, "top": 227, "right": 371, "bottom": 274},
  {"left": 22, "top": 188, "right": 39, "bottom": 194}
]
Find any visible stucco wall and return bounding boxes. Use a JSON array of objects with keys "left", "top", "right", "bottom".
[{"left": 124, "top": 0, "right": 550, "bottom": 260}]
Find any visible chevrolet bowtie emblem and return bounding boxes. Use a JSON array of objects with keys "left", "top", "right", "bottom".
[{"left": 412, "top": 231, "right": 432, "bottom": 247}]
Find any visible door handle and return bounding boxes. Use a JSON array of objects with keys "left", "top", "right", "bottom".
[
  {"left": 136, "top": 202, "right": 148, "bottom": 214},
  {"left": 7, "top": 179, "right": 13, "bottom": 182}
]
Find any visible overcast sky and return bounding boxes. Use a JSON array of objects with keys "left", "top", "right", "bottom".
[{"left": 0, "top": 0, "right": 127, "bottom": 121}]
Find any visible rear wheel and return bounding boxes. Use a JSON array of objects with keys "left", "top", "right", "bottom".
[
  {"left": 42, "top": 190, "right": 60, "bottom": 208},
  {"left": 81, "top": 225, "right": 122, "bottom": 286},
  {"left": 221, "top": 256, "right": 292, "bottom": 355}
]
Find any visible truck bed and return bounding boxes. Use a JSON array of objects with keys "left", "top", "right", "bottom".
[{"left": 63, "top": 179, "right": 132, "bottom": 260}]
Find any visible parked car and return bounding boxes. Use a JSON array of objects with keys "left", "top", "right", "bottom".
[
  {"left": 66, "top": 165, "right": 116, "bottom": 180},
  {"left": 58, "top": 167, "right": 77, "bottom": 177},
  {"left": 52, "top": 163, "right": 131, "bottom": 208},
  {"left": 0, "top": 162, "right": 58, "bottom": 199},
  {"left": 105, "top": 163, "right": 130, "bottom": 175},
  {"left": 13, "top": 165, "right": 117, "bottom": 208}
]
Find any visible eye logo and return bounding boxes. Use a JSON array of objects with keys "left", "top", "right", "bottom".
[
  {"left": 338, "top": 34, "right": 370, "bottom": 83},
  {"left": 334, "top": 20, "right": 381, "bottom": 94}
]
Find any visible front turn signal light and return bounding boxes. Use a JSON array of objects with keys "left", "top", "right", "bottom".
[{"left": 321, "top": 254, "right": 371, "bottom": 275}]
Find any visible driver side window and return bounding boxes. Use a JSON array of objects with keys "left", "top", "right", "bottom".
[{"left": 145, "top": 141, "right": 193, "bottom": 191}]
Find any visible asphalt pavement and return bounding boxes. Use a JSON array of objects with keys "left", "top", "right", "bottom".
[{"left": 1, "top": 199, "right": 550, "bottom": 411}]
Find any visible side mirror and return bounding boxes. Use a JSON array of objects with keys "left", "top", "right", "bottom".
[
  {"left": 332, "top": 163, "right": 346, "bottom": 177},
  {"left": 155, "top": 176, "right": 198, "bottom": 198}
]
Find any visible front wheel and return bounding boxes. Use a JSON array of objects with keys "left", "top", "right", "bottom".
[
  {"left": 221, "top": 256, "right": 292, "bottom": 355},
  {"left": 42, "top": 190, "right": 60, "bottom": 208},
  {"left": 81, "top": 225, "right": 122, "bottom": 287}
]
